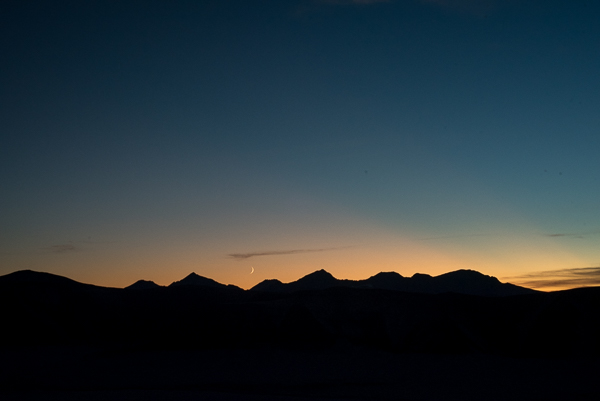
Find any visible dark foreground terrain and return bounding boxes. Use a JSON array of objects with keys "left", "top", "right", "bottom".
[{"left": 1, "top": 269, "right": 600, "bottom": 400}]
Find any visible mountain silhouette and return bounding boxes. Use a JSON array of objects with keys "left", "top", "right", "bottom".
[
  {"left": 0, "top": 268, "right": 533, "bottom": 296},
  {"left": 431, "top": 269, "right": 530, "bottom": 296},
  {"left": 363, "top": 271, "right": 405, "bottom": 289},
  {"left": 250, "top": 269, "right": 343, "bottom": 293},
  {"left": 2, "top": 268, "right": 599, "bottom": 401},
  {"left": 251, "top": 278, "right": 285, "bottom": 292},
  {"left": 291, "top": 269, "right": 339, "bottom": 291},
  {"left": 125, "top": 279, "right": 161, "bottom": 290},
  {"left": 169, "top": 272, "right": 226, "bottom": 288},
  {"left": 250, "top": 269, "right": 535, "bottom": 296},
  {"left": 1, "top": 269, "right": 600, "bottom": 358}
]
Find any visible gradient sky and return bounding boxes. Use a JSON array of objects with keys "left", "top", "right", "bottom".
[{"left": 2, "top": 0, "right": 599, "bottom": 290}]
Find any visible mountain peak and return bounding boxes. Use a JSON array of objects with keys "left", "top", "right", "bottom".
[
  {"left": 440, "top": 269, "right": 493, "bottom": 277},
  {"left": 370, "top": 271, "right": 404, "bottom": 279},
  {"left": 300, "top": 269, "right": 336, "bottom": 280},
  {"left": 251, "top": 278, "right": 284, "bottom": 292},
  {"left": 169, "top": 272, "right": 225, "bottom": 288},
  {"left": 288, "top": 269, "right": 339, "bottom": 291},
  {"left": 436, "top": 269, "right": 500, "bottom": 283},
  {"left": 125, "top": 279, "right": 160, "bottom": 290},
  {"left": 363, "top": 271, "right": 406, "bottom": 290}
]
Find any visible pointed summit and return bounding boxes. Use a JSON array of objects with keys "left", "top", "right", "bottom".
[
  {"left": 169, "top": 272, "right": 226, "bottom": 288},
  {"left": 291, "top": 269, "right": 339, "bottom": 291},
  {"left": 297, "top": 269, "right": 336, "bottom": 283}
]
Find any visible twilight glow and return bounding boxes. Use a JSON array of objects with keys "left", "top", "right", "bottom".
[{"left": 1, "top": 0, "right": 599, "bottom": 291}]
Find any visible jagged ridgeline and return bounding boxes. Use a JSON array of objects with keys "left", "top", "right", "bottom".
[{"left": 1, "top": 269, "right": 599, "bottom": 356}]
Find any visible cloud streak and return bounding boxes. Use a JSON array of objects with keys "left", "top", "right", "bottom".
[
  {"left": 418, "top": 233, "right": 492, "bottom": 241},
  {"left": 43, "top": 244, "right": 77, "bottom": 253},
  {"left": 229, "top": 246, "right": 353, "bottom": 260},
  {"left": 504, "top": 267, "right": 600, "bottom": 290},
  {"left": 545, "top": 231, "right": 600, "bottom": 239}
]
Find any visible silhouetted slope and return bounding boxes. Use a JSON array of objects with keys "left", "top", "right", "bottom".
[
  {"left": 0, "top": 269, "right": 93, "bottom": 288},
  {"left": 0, "top": 270, "right": 121, "bottom": 346}
]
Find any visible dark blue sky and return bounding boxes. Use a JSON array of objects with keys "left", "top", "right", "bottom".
[{"left": 2, "top": 0, "right": 599, "bottom": 289}]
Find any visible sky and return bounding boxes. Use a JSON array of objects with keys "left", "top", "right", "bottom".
[{"left": 1, "top": 0, "right": 599, "bottom": 291}]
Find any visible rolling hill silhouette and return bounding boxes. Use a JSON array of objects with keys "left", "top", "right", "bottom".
[{"left": 0, "top": 269, "right": 97, "bottom": 288}]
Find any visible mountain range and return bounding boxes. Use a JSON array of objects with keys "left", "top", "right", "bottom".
[
  {"left": 249, "top": 269, "right": 534, "bottom": 296},
  {"left": 1, "top": 268, "right": 598, "bottom": 358},
  {"left": 2, "top": 268, "right": 600, "bottom": 400},
  {"left": 120, "top": 268, "right": 535, "bottom": 297}
]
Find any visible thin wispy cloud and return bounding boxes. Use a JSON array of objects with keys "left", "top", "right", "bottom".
[
  {"left": 418, "top": 230, "right": 600, "bottom": 241},
  {"left": 43, "top": 244, "right": 77, "bottom": 253},
  {"left": 545, "top": 231, "right": 600, "bottom": 239},
  {"left": 229, "top": 246, "right": 353, "bottom": 260},
  {"left": 504, "top": 267, "right": 600, "bottom": 290},
  {"left": 418, "top": 233, "right": 492, "bottom": 241}
]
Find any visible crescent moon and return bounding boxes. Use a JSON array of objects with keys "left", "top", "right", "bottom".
[{"left": 250, "top": 266, "right": 254, "bottom": 274}]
